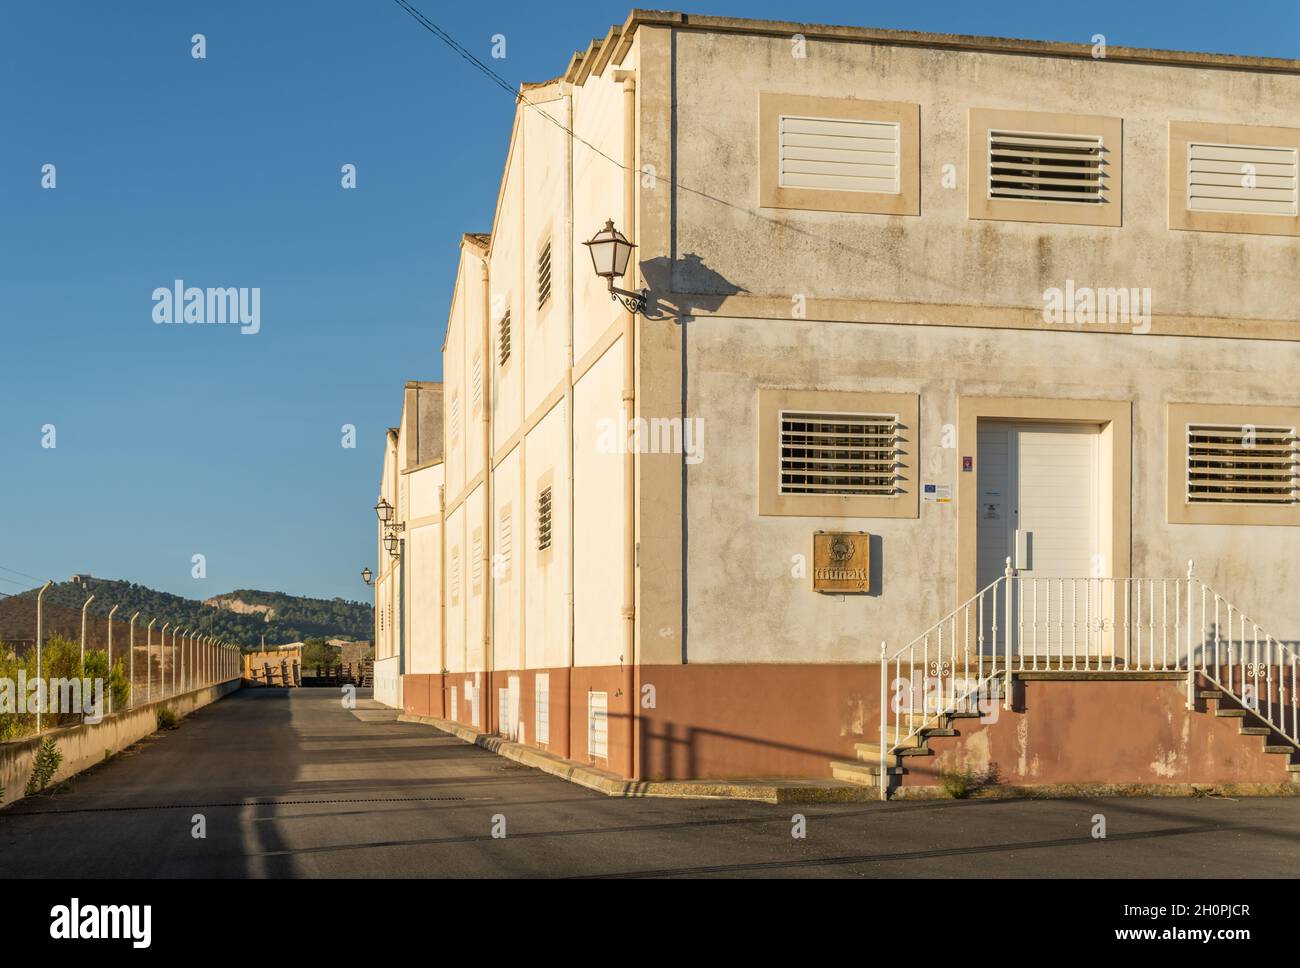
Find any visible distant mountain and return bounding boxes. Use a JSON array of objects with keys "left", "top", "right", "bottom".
[{"left": 0, "top": 576, "right": 372, "bottom": 649}]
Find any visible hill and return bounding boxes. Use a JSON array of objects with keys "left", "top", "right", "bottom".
[{"left": 0, "top": 576, "right": 372, "bottom": 649}]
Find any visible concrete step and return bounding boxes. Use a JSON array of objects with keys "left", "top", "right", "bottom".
[
  {"left": 831, "top": 760, "right": 903, "bottom": 785},
  {"left": 1214, "top": 708, "right": 1248, "bottom": 718},
  {"left": 1199, "top": 690, "right": 1224, "bottom": 700},
  {"left": 1240, "top": 726, "right": 1272, "bottom": 736},
  {"left": 854, "top": 742, "right": 915, "bottom": 765},
  {"left": 1263, "top": 745, "right": 1296, "bottom": 755},
  {"left": 1288, "top": 764, "right": 1300, "bottom": 773}
]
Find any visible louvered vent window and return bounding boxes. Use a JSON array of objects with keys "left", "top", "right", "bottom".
[
  {"left": 988, "top": 130, "right": 1107, "bottom": 204},
  {"left": 535, "top": 673, "right": 550, "bottom": 744},
  {"left": 449, "top": 392, "right": 460, "bottom": 450},
  {"left": 498, "top": 311, "right": 511, "bottom": 367},
  {"left": 450, "top": 548, "right": 461, "bottom": 605},
  {"left": 471, "top": 533, "right": 483, "bottom": 594},
  {"left": 450, "top": 686, "right": 458, "bottom": 722},
  {"left": 779, "top": 411, "right": 902, "bottom": 496},
  {"left": 588, "top": 691, "right": 609, "bottom": 760},
  {"left": 537, "top": 239, "right": 553, "bottom": 309},
  {"left": 1187, "top": 143, "right": 1299, "bottom": 216},
  {"left": 779, "top": 116, "right": 900, "bottom": 193},
  {"left": 1187, "top": 424, "right": 1298, "bottom": 506},
  {"left": 537, "top": 486, "right": 553, "bottom": 551},
  {"left": 498, "top": 508, "right": 512, "bottom": 579},
  {"left": 471, "top": 355, "right": 482, "bottom": 413}
]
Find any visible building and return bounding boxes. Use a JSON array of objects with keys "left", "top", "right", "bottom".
[
  {"left": 381, "top": 11, "right": 1300, "bottom": 794},
  {"left": 373, "top": 381, "right": 445, "bottom": 709}
]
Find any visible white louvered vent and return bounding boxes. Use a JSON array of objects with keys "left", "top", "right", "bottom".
[
  {"left": 779, "top": 411, "right": 903, "bottom": 496},
  {"left": 449, "top": 392, "right": 461, "bottom": 451},
  {"left": 450, "top": 686, "right": 458, "bottom": 722},
  {"left": 779, "top": 115, "right": 900, "bottom": 194},
  {"left": 988, "top": 129, "right": 1107, "bottom": 204},
  {"left": 537, "top": 486, "right": 553, "bottom": 551},
  {"left": 450, "top": 547, "right": 461, "bottom": 605},
  {"left": 498, "top": 508, "right": 512, "bottom": 579},
  {"left": 1187, "top": 143, "right": 1299, "bottom": 216},
  {"left": 535, "top": 673, "right": 550, "bottom": 745},
  {"left": 471, "top": 355, "right": 483, "bottom": 413},
  {"left": 471, "top": 532, "right": 483, "bottom": 594},
  {"left": 537, "top": 239, "right": 553, "bottom": 309},
  {"left": 498, "top": 311, "right": 511, "bottom": 367},
  {"left": 469, "top": 682, "right": 480, "bottom": 729},
  {"left": 588, "top": 691, "right": 608, "bottom": 760},
  {"left": 498, "top": 688, "right": 510, "bottom": 738},
  {"left": 1187, "top": 423, "right": 1298, "bottom": 506}
]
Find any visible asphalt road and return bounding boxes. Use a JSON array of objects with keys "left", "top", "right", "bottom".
[{"left": 2, "top": 687, "right": 1297, "bottom": 878}]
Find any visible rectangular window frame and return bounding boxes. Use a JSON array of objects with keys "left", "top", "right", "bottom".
[
  {"left": 1168, "top": 120, "right": 1300, "bottom": 237},
  {"left": 968, "top": 107, "right": 1123, "bottom": 227},
  {"left": 1167, "top": 402, "right": 1300, "bottom": 526},
  {"left": 758, "top": 92, "right": 919, "bottom": 216},
  {"left": 758, "top": 388, "right": 919, "bottom": 518}
]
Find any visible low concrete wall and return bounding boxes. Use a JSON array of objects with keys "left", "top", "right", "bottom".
[{"left": 0, "top": 678, "right": 241, "bottom": 808}]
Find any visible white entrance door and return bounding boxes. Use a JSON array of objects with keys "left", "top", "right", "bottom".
[{"left": 976, "top": 422, "right": 1103, "bottom": 653}]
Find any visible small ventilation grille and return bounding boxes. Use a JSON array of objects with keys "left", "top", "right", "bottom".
[
  {"left": 450, "top": 686, "right": 458, "bottom": 722},
  {"left": 537, "top": 486, "right": 553, "bottom": 551},
  {"left": 779, "top": 411, "right": 903, "bottom": 496},
  {"left": 450, "top": 548, "right": 461, "bottom": 605},
  {"left": 537, "top": 239, "right": 553, "bottom": 309},
  {"left": 498, "top": 311, "right": 511, "bottom": 367},
  {"left": 588, "top": 691, "right": 608, "bottom": 760},
  {"left": 779, "top": 115, "right": 899, "bottom": 193},
  {"left": 498, "top": 508, "right": 512, "bottom": 579},
  {"left": 1187, "top": 143, "right": 1299, "bottom": 216},
  {"left": 471, "top": 532, "right": 483, "bottom": 595},
  {"left": 1187, "top": 424, "right": 1298, "bottom": 506},
  {"left": 449, "top": 392, "right": 461, "bottom": 450},
  {"left": 535, "top": 673, "right": 549, "bottom": 745},
  {"left": 471, "top": 355, "right": 483, "bottom": 413},
  {"left": 988, "top": 129, "right": 1107, "bottom": 204}
]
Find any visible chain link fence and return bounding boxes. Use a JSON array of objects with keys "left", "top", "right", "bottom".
[{"left": 0, "top": 583, "right": 240, "bottom": 739}]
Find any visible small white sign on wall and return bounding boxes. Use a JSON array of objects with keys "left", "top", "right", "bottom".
[{"left": 923, "top": 482, "right": 952, "bottom": 504}]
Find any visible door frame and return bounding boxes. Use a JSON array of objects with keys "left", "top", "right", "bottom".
[{"left": 957, "top": 396, "right": 1131, "bottom": 610}]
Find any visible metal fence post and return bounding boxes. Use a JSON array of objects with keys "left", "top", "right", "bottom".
[
  {"left": 129, "top": 612, "right": 140, "bottom": 708},
  {"left": 147, "top": 619, "right": 157, "bottom": 704},
  {"left": 106, "top": 602, "right": 120, "bottom": 714},
  {"left": 80, "top": 593, "right": 96, "bottom": 671},
  {"left": 35, "top": 581, "right": 52, "bottom": 734}
]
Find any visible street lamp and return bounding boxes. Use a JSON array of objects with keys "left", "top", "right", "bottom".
[
  {"left": 374, "top": 498, "right": 394, "bottom": 524},
  {"left": 361, "top": 567, "right": 374, "bottom": 586},
  {"left": 383, "top": 532, "right": 400, "bottom": 557},
  {"left": 583, "top": 219, "right": 648, "bottom": 315}
]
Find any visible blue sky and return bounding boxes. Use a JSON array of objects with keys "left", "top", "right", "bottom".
[{"left": 0, "top": 0, "right": 1294, "bottom": 603}]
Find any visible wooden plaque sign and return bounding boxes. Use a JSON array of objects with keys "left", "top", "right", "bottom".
[{"left": 812, "top": 531, "right": 870, "bottom": 593}]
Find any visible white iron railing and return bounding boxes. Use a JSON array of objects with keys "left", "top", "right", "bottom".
[{"left": 878, "top": 559, "right": 1299, "bottom": 799}]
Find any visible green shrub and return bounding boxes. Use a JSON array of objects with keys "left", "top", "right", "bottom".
[
  {"left": 940, "top": 765, "right": 999, "bottom": 799},
  {"left": 25, "top": 736, "right": 63, "bottom": 795},
  {"left": 83, "top": 649, "right": 131, "bottom": 710},
  {"left": 156, "top": 707, "right": 178, "bottom": 730}
]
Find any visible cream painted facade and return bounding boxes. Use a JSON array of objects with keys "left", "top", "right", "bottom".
[
  {"left": 390, "top": 11, "right": 1300, "bottom": 786},
  {"left": 374, "top": 382, "right": 444, "bottom": 709}
]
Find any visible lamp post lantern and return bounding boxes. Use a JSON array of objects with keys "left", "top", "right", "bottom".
[{"left": 583, "top": 219, "right": 648, "bottom": 315}]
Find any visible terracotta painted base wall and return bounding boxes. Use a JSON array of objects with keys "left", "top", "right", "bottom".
[
  {"left": 404, "top": 667, "right": 1295, "bottom": 788},
  {"left": 905, "top": 678, "right": 1293, "bottom": 788}
]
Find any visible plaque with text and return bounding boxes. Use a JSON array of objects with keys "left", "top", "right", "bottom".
[{"left": 812, "top": 531, "right": 870, "bottom": 593}]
